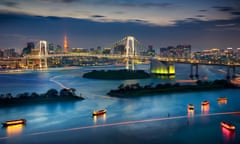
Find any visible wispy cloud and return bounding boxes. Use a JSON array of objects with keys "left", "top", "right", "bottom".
[
  {"left": 61, "top": 0, "right": 77, "bottom": 3},
  {"left": 195, "top": 15, "right": 205, "bottom": 18},
  {"left": 231, "top": 12, "right": 240, "bottom": 16},
  {"left": 91, "top": 15, "right": 105, "bottom": 18},
  {"left": 216, "top": 23, "right": 236, "bottom": 27},
  {"left": 212, "top": 6, "right": 235, "bottom": 12},
  {"left": 0, "top": 1, "right": 19, "bottom": 8},
  {"left": 199, "top": 9, "right": 207, "bottom": 12}
]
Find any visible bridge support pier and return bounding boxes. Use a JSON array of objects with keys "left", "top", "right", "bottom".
[
  {"left": 189, "top": 64, "right": 199, "bottom": 79},
  {"left": 225, "top": 66, "right": 237, "bottom": 80},
  {"left": 195, "top": 64, "right": 199, "bottom": 78},
  {"left": 232, "top": 66, "right": 237, "bottom": 78},
  {"left": 226, "top": 66, "right": 230, "bottom": 80},
  {"left": 125, "top": 58, "right": 135, "bottom": 71}
]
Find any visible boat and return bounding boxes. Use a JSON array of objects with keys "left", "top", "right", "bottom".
[
  {"left": 188, "top": 104, "right": 194, "bottom": 110},
  {"left": 92, "top": 109, "right": 107, "bottom": 116},
  {"left": 218, "top": 97, "right": 227, "bottom": 101},
  {"left": 221, "top": 121, "right": 235, "bottom": 131},
  {"left": 201, "top": 100, "right": 209, "bottom": 106},
  {"left": 2, "top": 119, "right": 26, "bottom": 127}
]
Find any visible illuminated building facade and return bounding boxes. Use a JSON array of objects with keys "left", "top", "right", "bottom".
[{"left": 160, "top": 45, "right": 191, "bottom": 58}]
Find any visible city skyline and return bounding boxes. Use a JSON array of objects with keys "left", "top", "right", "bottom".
[{"left": 0, "top": 0, "right": 240, "bottom": 51}]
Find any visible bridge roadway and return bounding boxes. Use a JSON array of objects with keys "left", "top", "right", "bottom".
[{"left": 25, "top": 53, "right": 240, "bottom": 67}]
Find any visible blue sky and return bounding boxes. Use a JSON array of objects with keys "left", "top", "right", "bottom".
[{"left": 0, "top": 0, "right": 240, "bottom": 51}]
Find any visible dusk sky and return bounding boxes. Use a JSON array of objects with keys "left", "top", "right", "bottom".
[{"left": 0, "top": 0, "right": 240, "bottom": 52}]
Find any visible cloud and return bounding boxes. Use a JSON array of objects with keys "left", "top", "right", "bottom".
[
  {"left": 212, "top": 6, "right": 235, "bottom": 12},
  {"left": 61, "top": 0, "right": 77, "bottom": 3},
  {"left": 199, "top": 10, "right": 208, "bottom": 12},
  {"left": 91, "top": 15, "right": 105, "bottom": 18},
  {"left": 139, "top": 2, "right": 172, "bottom": 8},
  {"left": 231, "top": 11, "right": 240, "bottom": 16},
  {"left": 0, "top": 1, "right": 18, "bottom": 7},
  {"left": 128, "top": 19, "right": 149, "bottom": 25},
  {"left": 173, "top": 18, "right": 203, "bottom": 25},
  {"left": 216, "top": 23, "right": 236, "bottom": 27},
  {"left": 195, "top": 15, "right": 205, "bottom": 18}
]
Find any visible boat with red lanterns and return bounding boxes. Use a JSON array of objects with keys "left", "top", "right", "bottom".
[
  {"left": 2, "top": 119, "right": 26, "bottom": 127},
  {"left": 188, "top": 104, "right": 194, "bottom": 110},
  {"left": 92, "top": 109, "right": 107, "bottom": 116},
  {"left": 221, "top": 121, "right": 235, "bottom": 131},
  {"left": 201, "top": 100, "right": 209, "bottom": 106},
  {"left": 218, "top": 97, "right": 227, "bottom": 101}
]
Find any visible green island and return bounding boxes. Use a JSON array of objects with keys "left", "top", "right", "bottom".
[
  {"left": 107, "top": 79, "right": 239, "bottom": 97},
  {"left": 0, "top": 88, "right": 84, "bottom": 107},
  {"left": 82, "top": 69, "right": 151, "bottom": 80}
]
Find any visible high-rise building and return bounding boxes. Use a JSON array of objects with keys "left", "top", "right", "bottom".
[
  {"left": 22, "top": 42, "right": 35, "bottom": 56},
  {"left": 237, "top": 48, "right": 240, "bottom": 60},
  {"left": 3, "top": 48, "right": 17, "bottom": 58}
]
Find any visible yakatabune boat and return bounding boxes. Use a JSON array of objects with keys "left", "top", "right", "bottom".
[
  {"left": 221, "top": 121, "right": 235, "bottom": 131},
  {"left": 2, "top": 119, "right": 26, "bottom": 127},
  {"left": 92, "top": 109, "right": 107, "bottom": 116}
]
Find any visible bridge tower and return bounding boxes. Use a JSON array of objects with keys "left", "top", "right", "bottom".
[
  {"left": 39, "top": 40, "right": 48, "bottom": 69},
  {"left": 125, "top": 36, "right": 135, "bottom": 58},
  {"left": 26, "top": 40, "right": 48, "bottom": 69},
  {"left": 125, "top": 36, "right": 136, "bottom": 70}
]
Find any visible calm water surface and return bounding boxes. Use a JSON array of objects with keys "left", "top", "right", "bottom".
[{"left": 0, "top": 64, "right": 239, "bottom": 144}]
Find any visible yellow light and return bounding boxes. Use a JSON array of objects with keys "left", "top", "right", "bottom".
[{"left": 6, "top": 124, "right": 24, "bottom": 137}]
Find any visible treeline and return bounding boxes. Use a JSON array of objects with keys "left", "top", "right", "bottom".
[
  {"left": 83, "top": 69, "right": 150, "bottom": 80},
  {"left": 0, "top": 88, "right": 84, "bottom": 107},
  {"left": 107, "top": 79, "right": 238, "bottom": 97}
]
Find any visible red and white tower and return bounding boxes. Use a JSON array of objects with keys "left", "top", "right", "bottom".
[{"left": 64, "top": 35, "right": 69, "bottom": 53}]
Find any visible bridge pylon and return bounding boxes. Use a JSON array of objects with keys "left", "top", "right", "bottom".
[{"left": 26, "top": 40, "right": 48, "bottom": 69}]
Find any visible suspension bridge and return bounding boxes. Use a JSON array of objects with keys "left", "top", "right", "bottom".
[{"left": 20, "top": 35, "right": 240, "bottom": 79}]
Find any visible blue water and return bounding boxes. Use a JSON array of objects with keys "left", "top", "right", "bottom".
[{"left": 0, "top": 64, "right": 239, "bottom": 144}]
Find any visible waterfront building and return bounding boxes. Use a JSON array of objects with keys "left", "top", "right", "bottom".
[
  {"left": 237, "top": 48, "right": 240, "bottom": 61},
  {"left": 0, "top": 49, "right": 3, "bottom": 57},
  {"left": 22, "top": 42, "right": 35, "bottom": 56},
  {"left": 48, "top": 43, "right": 63, "bottom": 54},
  {"left": 102, "top": 48, "right": 111, "bottom": 54},
  {"left": 159, "top": 44, "right": 191, "bottom": 59},
  {"left": 147, "top": 45, "right": 155, "bottom": 56},
  {"left": 2, "top": 48, "right": 18, "bottom": 58}
]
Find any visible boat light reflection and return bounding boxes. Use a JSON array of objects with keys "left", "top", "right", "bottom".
[
  {"left": 187, "top": 109, "right": 194, "bottom": 117},
  {"left": 93, "top": 114, "right": 106, "bottom": 124},
  {"left": 6, "top": 124, "right": 24, "bottom": 137},
  {"left": 201, "top": 105, "right": 209, "bottom": 114},
  {"left": 221, "top": 126, "right": 235, "bottom": 143}
]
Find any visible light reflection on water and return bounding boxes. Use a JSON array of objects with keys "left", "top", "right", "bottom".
[
  {"left": 6, "top": 124, "right": 24, "bottom": 137},
  {"left": 93, "top": 114, "right": 107, "bottom": 124},
  {"left": 201, "top": 104, "right": 210, "bottom": 114},
  {"left": 221, "top": 126, "right": 235, "bottom": 143}
]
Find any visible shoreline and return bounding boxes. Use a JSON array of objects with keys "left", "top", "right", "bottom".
[
  {"left": 0, "top": 88, "right": 84, "bottom": 108},
  {"left": 107, "top": 79, "right": 239, "bottom": 97},
  {"left": 83, "top": 69, "right": 151, "bottom": 80}
]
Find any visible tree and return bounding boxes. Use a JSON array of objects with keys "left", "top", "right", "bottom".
[
  {"left": 6, "top": 93, "right": 13, "bottom": 99},
  {"left": 60, "top": 88, "right": 71, "bottom": 97},
  {"left": 46, "top": 88, "right": 58, "bottom": 97},
  {"left": 30, "top": 92, "right": 39, "bottom": 98},
  {"left": 118, "top": 84, "right": 125, "bottom": 90}
]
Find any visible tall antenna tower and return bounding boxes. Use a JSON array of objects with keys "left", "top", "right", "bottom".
[{"left": 64, "top": 35, "right": 69, "bottom": 53}]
